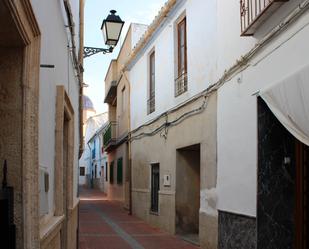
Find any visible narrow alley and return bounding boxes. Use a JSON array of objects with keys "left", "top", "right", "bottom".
[
  {"left": 1, "top": 0, "right": 308, "bottom": 249},
  {"left": 79, "top": 188, "right": 199, "bottom": 249}
]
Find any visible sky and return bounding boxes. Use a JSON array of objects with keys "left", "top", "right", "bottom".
[{"left": 84, "top": 0, "right": 167, "bottom": 114}]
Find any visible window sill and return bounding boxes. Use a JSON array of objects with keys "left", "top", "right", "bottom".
[{"left": 149, "top": 210, "right": 159, "bottom": 216}]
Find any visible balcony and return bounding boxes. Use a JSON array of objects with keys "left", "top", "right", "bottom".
[
  {"left": 147, "top": 92, "right": 155, "bottom": 114},
  {"left": 240, "top": 0, "right": 289, "bottom": 36},
  {"left": 103, "top": 121, "right": 117, "bottom": 152},
  {"left": 104, "top": 80, "right": 117, "bottom": 105},
  {"left": 104, "top": 60, "right": 118, "bottom": 105},
  {"left": 175, "top": 72, "right": 188, "bottom": 97}
]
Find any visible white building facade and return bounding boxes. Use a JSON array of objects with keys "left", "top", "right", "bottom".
[
  {"left": 79, "top": 113, "right": 108, "bottom": 189},
  {"left": 127, "top": 0, "right": 218, "bottom": 247},
  {"left": 0, "top": 0, "right": 83, "bottom": 248},
  {"left": 87, "top": 124, "right": 108, "bottom": 191},
  {"left": 33, "top": 0, "right": 83, "bottom": 248},
  {"left": 127, "top": 0, "right": 309, "bottom": 248},
  {"left": 216, "top": 0, "right": 309, "bottom": 248}
]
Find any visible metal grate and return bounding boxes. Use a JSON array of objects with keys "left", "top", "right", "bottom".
[
  {"left": 103, "top": 121, "right": 117, "bottom": 147},
  {"left": 151, "top": 164, "right": 160, "bottom": 213},
  {"left": 175, "top": 72, "right": 188, "bottom": 97}
]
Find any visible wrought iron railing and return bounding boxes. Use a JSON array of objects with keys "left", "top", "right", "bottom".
[
  {"left": 103, "top": 121, "right": 117, "bottom": 148},
  {"left": 240, "top": 0, "right": 289, "bottom": 35},
  {"left": 175, "top": 72, "right": 188, "bottom": 97},
  {"left": 147, "top": 92, "right": 155, "bottom": 114}
]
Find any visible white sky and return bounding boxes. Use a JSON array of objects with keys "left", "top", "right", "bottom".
[{"left": 84, "top": 0, "right": 167, "bottom": 114}]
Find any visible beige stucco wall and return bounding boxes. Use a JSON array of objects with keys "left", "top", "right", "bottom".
[
  {"left": 116, "top": 75, "right": 130, "bottom": 137},
  {"left": 131, "top": 92, "right": 218, "bottom": 248}
]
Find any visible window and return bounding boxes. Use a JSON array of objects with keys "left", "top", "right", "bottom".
[
  {"left": 148, "top": 50, "right": 155, "bottom": 114},
  {"left": 110, "top": 161, "right": 114, "bottom": 184},
  {"left": 105, "top": 162, "right": 108, "bottom": 181},
  {"left": 117, "top": 157, "right": 123, "bottom": 184},
  {"left": 175, "top": 17, "right": 188, "bottom": 96},
  {"left": 150, "top": 163, "right": 160, "bottom": 213},
  {"left": 92, "top": 140, "right": 96, "bottom": 159},
  {"left": 80, "top": 167, "right": 85, "bottom": 176},
  {"left": 121, "top": 86, "right": 126, "bottom": 113}
]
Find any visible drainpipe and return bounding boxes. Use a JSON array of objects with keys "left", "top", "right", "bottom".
[{"left": 78, "top": 0, "right": 85, "bottom": 159}]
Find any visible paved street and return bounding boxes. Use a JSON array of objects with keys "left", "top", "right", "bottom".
[{"left": 79, "top": 188, "right": 199, "bottom": 249}]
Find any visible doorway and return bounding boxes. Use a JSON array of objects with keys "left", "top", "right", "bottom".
[
  {"left": 0, "top": 3, "right": 27, "bottom": 247},
  {"left": 257, "top": 98, "right": 308, "bottom": 249},
  {"left": 295, "top": 142, "right": 308, "bottom": 249},
  {"left": 0, "top": 1, "right": 40, "bottom": 248},
  {"left": 176, "top": 144, "right": 200, "bottom": 245}
]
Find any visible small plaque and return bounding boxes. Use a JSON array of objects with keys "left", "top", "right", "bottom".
[{"left": 163, "top": 174, "right": 171, "bottom": 186}]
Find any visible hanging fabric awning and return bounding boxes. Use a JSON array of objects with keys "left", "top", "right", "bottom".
[{"left": 259, "top": 64, "right": 309, "bottom": 146}]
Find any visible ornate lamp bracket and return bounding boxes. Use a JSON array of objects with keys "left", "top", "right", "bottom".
[{"left": 83, "top": 46, "right": 113, "bottom": 58}]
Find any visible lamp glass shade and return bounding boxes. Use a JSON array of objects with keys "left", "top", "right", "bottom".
[{"left": 101, "top": 10, "right": 124, "bottom": 47}]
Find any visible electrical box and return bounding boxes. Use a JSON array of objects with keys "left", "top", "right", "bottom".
[{"left": 163, "top": 174, "right": 171, "bottom": 187}]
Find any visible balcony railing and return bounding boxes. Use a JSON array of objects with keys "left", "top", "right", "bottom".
[
  {"left": 103, "top": 121, "right": 117, "bottom": 149},
  {"left": 147, "top": 93, "right": 155, "bottom": 114},
  {"left": 240, "top": 0, "right": 289, "bottom": 36},
  {"left": 175, "top": 72, "right": 188, "bottom": 97}
]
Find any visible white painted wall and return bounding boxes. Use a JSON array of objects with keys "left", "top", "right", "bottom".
[
  {"left": 217, "top": 0, "right": 309, "bottom": 216},
  {"left": 129, "top": 0, "right": 309, "bottom": 217},
  {"left": 131, "top": 23, "right": 148, "bottom": 49},
  {"left": 31, "top": 0, "right": 80, "bottom": 216},
  {"left": 129, "top": 0, "right": 215, "bottom": 130}
]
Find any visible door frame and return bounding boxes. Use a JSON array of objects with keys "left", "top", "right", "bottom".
[{"left": 2, "top": 1, "right": 41, "bottom": 248}]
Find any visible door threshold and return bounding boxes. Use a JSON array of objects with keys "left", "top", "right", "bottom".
[{"left": 178, "top": 233, "right": 200, "bottom": 246}]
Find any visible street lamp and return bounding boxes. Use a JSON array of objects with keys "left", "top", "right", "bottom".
[{"left": 83, "top": 10, "right": 125, "bottom": 58}]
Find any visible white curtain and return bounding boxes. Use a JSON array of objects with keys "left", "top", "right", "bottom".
[{"left": 259, "top": 64, "right": 309, "bottom": 146}]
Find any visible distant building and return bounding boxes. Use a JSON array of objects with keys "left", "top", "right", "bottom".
[
  {"left": 82, "top": 95, "right": 96, "bottom": 135},
  {"left": 79, "top": 113, "right": 108, "bottom": 189},
  {"left": 87, "top": 124, "right": 108, "bottom": 191},
  {"left": 103, "top": 23, "right": 148, "bottom": 207}
]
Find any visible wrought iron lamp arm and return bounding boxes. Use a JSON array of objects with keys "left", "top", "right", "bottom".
[{"left": 83, "top": 46, "right": 113, "bottom": 58}]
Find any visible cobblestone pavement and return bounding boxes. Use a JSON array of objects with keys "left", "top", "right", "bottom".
[{"left": 79, "top": 188, "right": 200, "bottom": 249}]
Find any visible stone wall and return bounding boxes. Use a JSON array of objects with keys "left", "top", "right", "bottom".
[{"left": 218, "top": 211, "right": 256, "bottom": 249}]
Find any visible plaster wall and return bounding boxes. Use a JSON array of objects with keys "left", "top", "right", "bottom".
[
  {"left": 129, "top": 0, "right": 216, "bottom": 130},
  {"left": 131, "top": 93, "right": 217, "bottom": 248},
  {"left": 131, "top": 24, "right": 148, "bottom": 49},
  {"left": 217, "top": 6, "right": 309, "bottom": 216},
  {"left": 30, "top": 0, "right": 80, "bottom": 219},
  {"left": 116, "top": 76, "right": 129, "bottom": 137}
]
